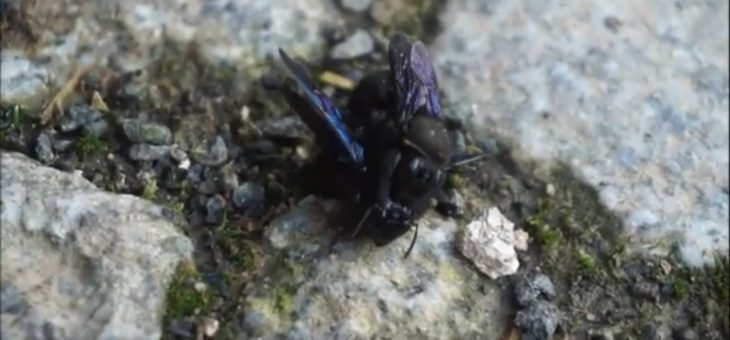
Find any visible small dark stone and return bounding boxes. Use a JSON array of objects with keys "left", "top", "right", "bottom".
[
  {"left": 58, "top": 104, "right": 102, "bottom": 132},
  {"left": 515, "top": 270, "right": 556, "bottom": 307},
  {"left": 330, "top": 29, "right": 374, "bottom": 60},
  {"left": 219, "top": 164, "right": 239, "bottom": 195},
  {"left": 435, "top": 189, "right": 465, "bottom": 218},
  {"left": 82, "top": 119, "right": 109, "bottom": 137},
  {"left": 479, "top": 138, "right": 500, "bottom": 155},
  {"left": 641, "top": 324, "right": 658, "bottom": 340},
  {"left": 166, "top": 317, "right": 195, "bottom": 339},
  {"left": 191, "top": 136, "right": 228, "bottom": 166},
  {"left": 35, "top": 131, "right": 56, "bottom": 164},
  {"left": 196, "top": 174, "right": 219, "bottom": 195},
  {"left": 672, "top": 327, "right": 698, "bottom": 340},
  {"left": 245, "top": 138, "right": 277, "bottom": 155},
  {"left": 259, "top": 116, "right": 310, "bottom": 143},
  {"left": 377, "top": 299, "right": 388, "bottom": 314},
  {"left": 186, "top": 163, "right": 205, "bottom": 183},
  {"left": 589, "top": 331, "right": 613, "bottom": 340},
  {"left": 449, "top": 130, "right": 466, "bottom": 156},
  {"left": 338, "top": 0, "right": 372, "bottom": 13},
  {"left": 121, "top": 119, "right": 173, "bottom": 145},
  {"left": 514, "top": 300, "right": 560, "bottom": 340},
  {"left": 660, "top": 282, "right": 674, "bottom": 298},
  {"left": 604, "top": 16, "right": 623, "bottom": 33},
  {"left": 322, "top": 25, "right": 347, "bottom": 46},
  {"left": 232, "top": 182, "right": 266, "bottom": 218},
  {"left": 128, "top": 144, "right": 171, "bottom": 161},
  {"left": 260, "top": 72, "right": 282, "bottom": 90},
  {"left": 206, "top": 195, "right": 227, "bottom": 225},
  {"left": 631, "top": 281, "right": 660, "bottom": 301},
  {"left": 1, "top": 284, "right": 28, "bottom": 314},
  {"left": 52, "top": 138, "right": 74, "bottom": 152}
]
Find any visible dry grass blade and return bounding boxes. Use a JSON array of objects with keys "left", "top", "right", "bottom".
[
  {"left": 40, "top": 64, "right": 93, "bottom": 124},
  {"left": 319, "top": 71, "right": 354, "bottom": 91}
]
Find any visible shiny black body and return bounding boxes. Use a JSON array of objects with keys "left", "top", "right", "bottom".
[{"left": 279, "top": 32, "right": 457, "bottom": 254}]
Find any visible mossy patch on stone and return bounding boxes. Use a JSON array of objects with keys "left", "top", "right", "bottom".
[
  {"left": 77, "top": 134, "right": 107, "bottom": 157},
  {"left": 164, "top": 261, "right": 215, "bottom": 321}
]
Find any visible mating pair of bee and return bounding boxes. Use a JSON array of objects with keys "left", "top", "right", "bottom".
[{"left": 279, "top": 32, "right": 480, "bottom": 257}]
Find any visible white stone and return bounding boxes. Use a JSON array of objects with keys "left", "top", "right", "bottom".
[
  {"left": 203, "top": 317, "right": 220, "bottom": 337},
  {"left": 433, "top": 0, "right": 729, "bottom": 266},
  {"left": 458, "top": 207, "right": 521, "bottom": 279},
  {"left": 330, "top": 30, "right": 374, "bottom": 60},
  {"left": 1, "top": 152, "right": 193, "bottom": 339}
]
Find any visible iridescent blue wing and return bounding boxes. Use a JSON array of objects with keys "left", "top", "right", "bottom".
[
  {"left": 278, "top": 48, "right": 364, "bottom": 166},
  {"left": 388, "top": 33, "right": 443, "bottom": 124}
]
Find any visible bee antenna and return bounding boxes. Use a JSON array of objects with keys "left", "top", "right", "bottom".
[
  {"left": 351, "top": 206, "right": 373, "bottom": 238},
  {"left": 444, "top": 152, "right": 489, "bottom": 170},
  {"left": 403, "top": 222, "right": 419, "bottom": 258}
]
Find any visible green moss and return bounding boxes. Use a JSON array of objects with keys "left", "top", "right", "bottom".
[
  {"left": 575, "top": 248, "right": 599, "bottom": 275},
  {"left": 77, "top": 134, "right": 107, "bottom": 157},
  {"left": 142, "top": 178, "right": 158, "bottom": 201},
  {"left": 164, "top": 261, "right": 214, "bottom": 321},
  {"left": 1, "top": 104, "right": 32, "bottom": 132},
  {"left": 167, "top": 200, "right": 185, "bottom": 215},
  {"left": 526, "top": 214, "right": 562, "bottom": 250},
  {"left": 232, "top": 245, "right": 255, "bottom": 270},
  {"left": 273, "top": 286, "right": 294, "bottom": 315},
  {"left": 672, "top": 278, "right": 688, "bottom": 299},
  {"left": 446, "top": 172, "right": 467, "bottom": 191}
]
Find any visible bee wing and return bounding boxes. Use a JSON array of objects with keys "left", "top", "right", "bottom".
[
  {"left": 388, "top": 33, "right": 443, "bottom": 124},
  {"left": 279, "top": 48, "right": 364, "bottom": 166}
]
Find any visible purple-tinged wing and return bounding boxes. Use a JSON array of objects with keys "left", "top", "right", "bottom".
[
  {"left": 279, "top": 48, "right": 364, "bottom": 166},
  {"left": 388, "top": 33, "right": 443, "bottom": 123}
]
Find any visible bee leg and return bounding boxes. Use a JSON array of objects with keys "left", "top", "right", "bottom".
[
  {"left": 328, "top": 205, "right": 375, "bottom": 254},
  {"left": 403, "top": 222, "right": 419, "bottom": 258},
  {"left": 350, "top": 205, "right": 374, "bottom": 238}
]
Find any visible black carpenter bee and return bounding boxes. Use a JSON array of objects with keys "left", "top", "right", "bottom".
[{"left": 279, "top": 32, "right": 484, "bottom": 256}]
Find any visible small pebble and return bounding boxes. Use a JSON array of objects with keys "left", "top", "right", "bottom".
[
  {"left": 170, "top": 146, "right": 189, "bottom": 163},
  {"left": 631, "top": 281, "right": 660, "bottom": 302},
  {"left": 339, "top": 0, "right": 372, "bottom": 13},
  {"left": 128, "top": 144, "right": 171, "bottom": 161},
  {"left": 202, "top": 317, "right": 220, "bottom": 337},
  {"left": 450, "top": 130, "right": 467, "bottom": 155},
  {"left": 35, "top": 131, "right": 56, "bottom": 164},
  {"left": 672, "top": 327, "right": 698, "bottom": 340},
  {"left": 122, "top": 119, "right": 173, "bottom": 145},
  {"left": 515, "top": 270, "right": 556, "bottom": 307},
  {"left": 514, "top": 300, "right": 560, "bottom": 340},
  {"left": 191, "top": 136, "right": 228, "bottom": 166},
  {"left": 259, "top": 116, "right": 310, "bottom": 142},
  {"left": 546, "top": 183, "right": 556, "bottom": 196},
  {"left": 330, "top": 29, "right": 374, "bottom": 60},
  {"left": 220, "top": 163, "right": 239, "bottom": 192},
  {"left": 58, "top": 104, "right": 102, "bottom": 132},
  {"left": 232, "top": 182, "right": 266, "bottom": 218},
  {"left": 186, "top": 163, "right": 204, "bottom": 183},
  {"left": 52, "top": 138, "right": 74, "bottom": 152},
  {"left": 435, "top": 189, "right": 465, "bottom": 217},
  {"left": 83, "top": 119, "right": 109, "bottom": 137},
  {"left": 206, "top": 195, "right": 227, "bottom": 225},
  {"left": 166, "top": 318, "right": 195, "bottom": 338},
  {"left": 322, "top": 25, "right": 347, "bottom": 45}
]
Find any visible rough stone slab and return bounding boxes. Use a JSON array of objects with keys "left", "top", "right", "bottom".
[
  {"left": 432, "top": 0, "right": 729, "bottom": 266},
  {"left": 1, "top": 0, "right": 342, "bottom": 105},
  {"left": 242, "top": 196, "right": 511, "bottom": 339},
  {"left": 1, "top": 151, "right": 193, "bottom": 340}
]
